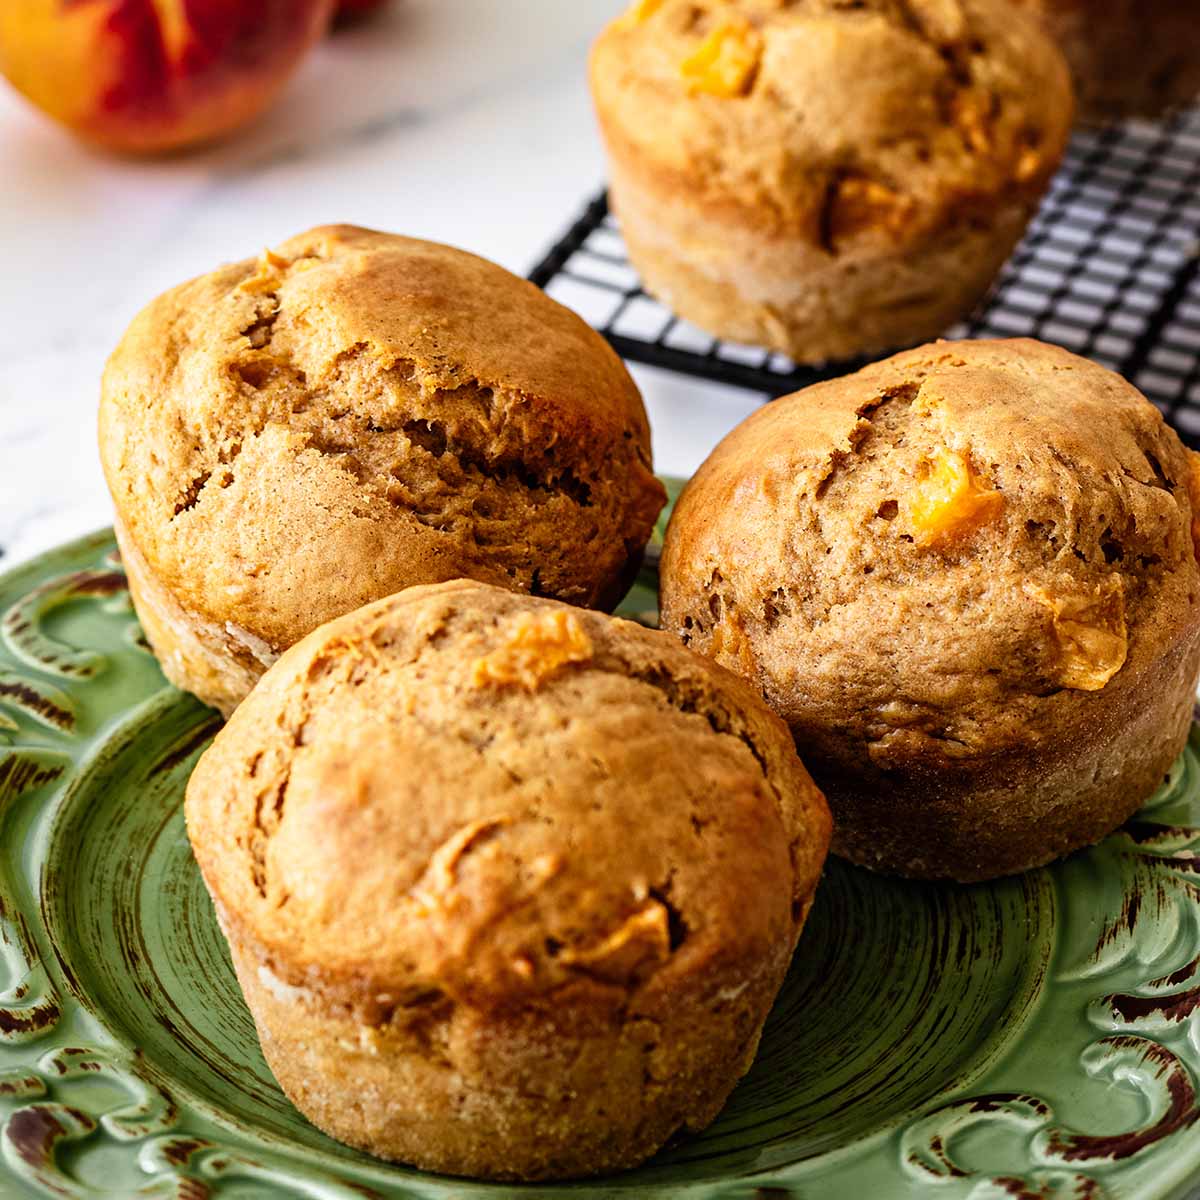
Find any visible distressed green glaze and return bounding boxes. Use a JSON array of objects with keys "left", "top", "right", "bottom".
[{"left": 1, "top": 510, "right": 1200, "bottom": 1199}]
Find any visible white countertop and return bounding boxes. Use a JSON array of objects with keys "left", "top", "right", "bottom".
[{"left": 0, "top": 0, "right": 763, "bottom": 570}]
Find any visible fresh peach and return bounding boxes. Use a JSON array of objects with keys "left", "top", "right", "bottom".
[
  {"left": 335, "top": 0, "right": 387, "bottom": 17},
  {"left": 0, "top": 0, "right": 335, "bottom": 154}
]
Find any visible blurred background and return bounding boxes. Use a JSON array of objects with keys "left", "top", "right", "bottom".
[{"left": 0, "top": 0, "right": 761, "bottom": 567}]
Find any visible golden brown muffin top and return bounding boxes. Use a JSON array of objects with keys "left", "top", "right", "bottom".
[
  {"left": 590, "top": 0, "right": 1073, "bottom": 244},
  {"left": 99, "top": 226, "right": 665, "bottom": 649},
  {"left": 185, "top": 581, "right": 831, "bottom": 1016},
  {"left": 661, "top": 339, "right": 1200, "bottom": 769}
]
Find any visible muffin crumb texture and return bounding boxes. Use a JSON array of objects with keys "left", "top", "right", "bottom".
[
  {"left": 661, "top": 338, "right": 1200, "bottom": 880},
  {"left": 185, "top": 581, "right": 831, "bottom": 1180}
]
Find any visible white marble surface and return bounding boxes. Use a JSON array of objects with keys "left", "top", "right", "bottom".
[{"left": 0, "top": 0, "right": 762, "bottom": 569}]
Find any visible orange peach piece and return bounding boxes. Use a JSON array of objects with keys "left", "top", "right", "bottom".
[
  {"left": 905, "top": 448, "right": 1004, "bottom": 548},
  {"left": 1026, "top": 579, "right": 1127, "bottom": 691},
  {"left": 470, "top": 610, "right": 595, "bottom": 693},
  {"left": 680, "top": 16, "right": 762, "bottom": 98},
  {"left": 0, "top": 0, "right": 334, "bottom": 155},
  {"left": 828, "top": 176, "right": 914, "bottom": 243},
  {"left": 616, "top": 0, "right": 666, "bottom": 30}
]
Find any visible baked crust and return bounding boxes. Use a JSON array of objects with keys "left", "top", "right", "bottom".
[
  {"left": 660, "top": 338, "right": 1200, "bottom": 881},
  {"left": 115, "top": 515, "right": 274, "bottom": 716},
  {"left": 99, "top": 225, "right": 665, "bottom": 713},
  {"left": 1015, "top": 0, "right": 1200, "bottom": 121},
  {"left": 590, "top": 0, "right": 1074, "bottom": 363},
  {"left": 185, "top": 580, "right": 831, "bottom": 1179}
]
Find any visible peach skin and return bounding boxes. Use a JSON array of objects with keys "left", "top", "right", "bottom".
[
  {"left": 335, "top": 0, "right": 387, "bottom": 18},
  {"left": 0, "top": 0, "right": 334, "bottom": 154}
]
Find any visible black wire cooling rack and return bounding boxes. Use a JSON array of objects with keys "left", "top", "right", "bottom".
[{"left": 529, "top": 108, "right": 1200, "bottom": 446}]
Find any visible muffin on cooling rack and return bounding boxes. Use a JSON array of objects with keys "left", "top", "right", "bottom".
[
  {"left": 660, "top": 338, "right": 1200, "bottom": 882},
  {"left": 185, "top": 580, "right": 831, "bottom": 1180},
  {"left": 1015, "top": 0, "right": 1200, "bottom": 122},
  {"left": 99, "top": 225, "right": 665, "bottom": 716},
  {"left": 589, "top": 0, "right": 1073, "bottom": 365}
]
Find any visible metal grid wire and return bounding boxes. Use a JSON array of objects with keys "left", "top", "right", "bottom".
[{"left": 529, "top": 108, "right": 1200, "bottom": 445}]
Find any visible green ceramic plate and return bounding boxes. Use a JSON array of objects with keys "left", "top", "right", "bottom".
[{"left": 2, "top": 508, "right": 1200, "bottom": 1199}]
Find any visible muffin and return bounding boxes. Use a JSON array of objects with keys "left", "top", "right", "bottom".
[
  {"left": 99, "top": 225, "right": 665, "bottom": 716},
  {"left": 185, "top": 580, "right": 831, "bottom": 1180},
  {"left": 1015, "top": 0, "right": 1200, "bottom": 122},
  {"left": 590, "top": 0, "right": 1074, "bottom": 365},
  {"left": 660, "top": 338, "right": 1200, "bottom": 882}
]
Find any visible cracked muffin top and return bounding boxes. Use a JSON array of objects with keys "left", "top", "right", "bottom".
[
  {"left": 661, "top": 339, "right": 1200, "bottom": 770},
  {"left": 185, "top": 580, "right": 830, "bottom": 1015},
  {"left": 590, "top": 0, "right": 1073, "bottom": 245},
  {"left": 98, "top": 225, "right": 666, "bottom": 649}
]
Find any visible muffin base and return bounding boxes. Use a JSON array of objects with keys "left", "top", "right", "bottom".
[
  {"left": 224, "top": 914, "right": 805, "bottom": 1181},
  {"left": 823, "top": 629, "right": 1200, "bottom": 883},
  {"left": 609, "top": 165, "right": 1035, "bottom": 366}
]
